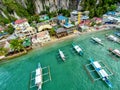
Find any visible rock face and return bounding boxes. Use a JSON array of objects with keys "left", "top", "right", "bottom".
[
  {"left": 34, "top": 0, "right": 71, "bottom": 14},
  {"left": 0, "top": 0, "right": 79, "bottom": 18}
]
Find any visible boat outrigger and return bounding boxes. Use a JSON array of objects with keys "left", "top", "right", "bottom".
[
  {"left": 85, "top": 59, "right": 113, "bottom": 88},
  {"left": 30, "top": 63, "right": 51, "bottom": 90},
  {"left": 72, "top": 44, "right": 83, "bottom": 55},
  {"left": 90, "top": 59, "right": 113, "bottom": 88},
  {"left": 91, "top": 37, "right": 104, "bottom": 46},
  {"left": 106, "top": 34, "right": 120, "bottom": 44},
  {"left": 109, "top": 48, "right": 120, "bottom": 57},
  {"left": 58, "top": 49, "right": 65, "bottom": 61}
]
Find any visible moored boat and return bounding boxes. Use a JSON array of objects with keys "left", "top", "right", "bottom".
[
  {"left": 89, "top": 58, "right": 113, "bottom": 88},
  {"left": 106, "top": 34, "right": 120, "bottom": 42},
  {"left": 72, "top": 44, "right": 83, "bottom": 55},
  {"left": 109, "top": 48, "right": 120, "bottom": 57},
  {"left": 35, "top": 63, "right": 42, "bottom": 90},
  {"left": 115, "top": 32, "right": 120, "bottom": 37},
  {"left": 91, "top": 37, "right": 104, "bottom": 46},
  {"left": 59, "top": 49, "right": 65, "bottom": 61}
]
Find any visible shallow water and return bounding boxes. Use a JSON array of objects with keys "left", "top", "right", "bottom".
[{"left": 0, "top": 30, "right": 120, "bottom": 90}]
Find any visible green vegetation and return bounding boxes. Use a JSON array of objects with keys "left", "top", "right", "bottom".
[
  {"left": 80, "top": 0, "right": 119, "bottom": 18},
  {"left": 49, "top": 28, "right": 56, "bottom": 36},
  {"left": 4, "top": 25, "right": 14, "bottom": 34},
  {"left": 58, "top": 9, "right": 71, "bottom": 17},
  {"left": 10, "top": 39, "right": 25, "bottom": 52},
  {"left": 0, "top": 47, "right": 8, "bottom": 56}
]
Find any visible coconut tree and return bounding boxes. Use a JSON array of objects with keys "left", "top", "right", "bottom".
[
  {"left": 0, "top": 47, "right": 8, "bottom": 56},
  {"left": 10, "top": 39, "right": 26, "bottom": 53}
]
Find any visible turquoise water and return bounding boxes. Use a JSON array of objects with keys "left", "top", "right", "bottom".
[{"left": 0, "top": 30, "right": 120, "bottom": 90}]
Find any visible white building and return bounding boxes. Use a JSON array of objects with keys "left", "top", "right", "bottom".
[
  {"left": 14, "top": 27, "right": 37, "bottom": 39},
  {"left": 13, "top": 19, "right": 30, "bottom": 31},
  {"left": 36, "top": 31, "right": 51, "bottom": 43}
]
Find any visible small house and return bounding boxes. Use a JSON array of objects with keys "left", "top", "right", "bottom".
[
  {"left": 36, "top": 31, "right": 51, "bottom": 43},
  {"left": 55, "top": 28, "right": 67, "bottom": 38},
  {"left": 13, "top": 19, "right": 30, "bottom": 31}
]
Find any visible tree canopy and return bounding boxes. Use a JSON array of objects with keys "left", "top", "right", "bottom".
[{"left": 80, "top": 0, "right": 119, "bottom": 18}]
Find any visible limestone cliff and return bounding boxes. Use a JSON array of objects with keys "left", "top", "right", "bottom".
[{"left": 0, "top": 0, "right": 78, "bottom": 19}]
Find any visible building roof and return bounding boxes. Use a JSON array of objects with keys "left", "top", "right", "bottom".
[
  {"left": 37, "top": 31, "right": 49, "bottom": 38},
  {"left": 71, "top": 10, "right": 78, "bottom": 15},
  {"left": 55, "top": 28, "right": 66, "bottom": 33},
  {"left": 38, "top": 24, "right": 52, "bottom": 32},
  {"left": 81, "top": 15, "right": 89, "bottom": 20},
  {"left": 93, "top": 17, "right": 102, "bottom": 21},
  {"left": 23, "top": 38, "right": 31, "bottom": 47},
  {"left": 14, "top": 19, "right": 27, "bottom": 24},
  {"left": 7, "top": 34, "right": 17, "bottom": 40},
  {"left": 106, "top": 11, "right": 116, "bottom": 15},
  {"left": 25, "top": 27, "right": 35, "bottom": 32},
  {"left": 58, "top": 15, "right": 67, "bottom": 21},
  {"left": 0, "top": 27, "right": 4, "bottom": 31}
]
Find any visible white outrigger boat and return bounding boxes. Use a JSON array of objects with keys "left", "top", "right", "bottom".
[
  {"left": 30, "top": 63, "right": 51, "bottom": 90},
  {"left": 72, "top": 44, "right": 83, "bottom": 55},
  {"left": 58, "top": 49, "right": 65, "bottom": 61},
  {"left": 109, "top": 48, "right": 120, "bottom": 57},
  {"left": 90, "top": 59, "right": 113, "bottom": 88},
  {"left": 91, "top": 37, "right": 104, "bottom": 46},
  {"left": 35, "top": 63, "right": 42, "bottom": 90},
  {"left": 106, "top": 34, "right": 120, "bottom": 43}
]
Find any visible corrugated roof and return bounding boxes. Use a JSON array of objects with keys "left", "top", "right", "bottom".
[
  {"left": 14, "top": 19, "right": 27, "bottom": 24},
  {"left": 55, "top": 28, "right": 66, "bottom": 33},
  {"left": 58, "top": 15, "right": 67, "bottom": 20}
]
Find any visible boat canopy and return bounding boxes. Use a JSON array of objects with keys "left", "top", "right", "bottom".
[
  {"left": 35, "top": 75, "right": 42, "bottom": 84},
  {"left": 93, "top": 61, "right": 101, "bottom": 68},
  {"left": 36, "top": 68, "right": 42, "bottom": 76},
  {"left": 99, "top": 69, "right": 109, "bottom": 77},
  {"left": 75, "top": 45, "right": 82, "bottom": 52}
]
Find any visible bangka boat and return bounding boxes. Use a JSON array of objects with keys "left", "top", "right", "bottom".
[
  {"left": 30, "top": 63, "right": 51, "bottom": 90},
  {"left": 58, "top": 49, "right": 65, "bottom": 61},
  {"left": 109, "top": 48, "right": 120, "bottom": 57},
  {"left": 35, "top": 63, "right": 42, "bottom": 90},
  {"left": 106, "top": 34, "right": 120, "bottom": 43},
  {"left": 90, "top": 58, "right": 113, "bottom": 88},
  {"left": 115, "top": 32, "right": 120, "bottom": 37},
  {"left": 91, "top": 37, "right": 104, "bottom": 46},
  {"left": 72, "top": 44, "right": 83, "bottom": 55}
]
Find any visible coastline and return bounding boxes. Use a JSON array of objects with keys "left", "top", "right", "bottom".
[{"left": 0, "top": 27, "right": 113, "bottom": 61}]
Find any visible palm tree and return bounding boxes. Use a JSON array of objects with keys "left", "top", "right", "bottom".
[
  {"left": 0, "top": 47, "right": 8, "bottom": 56},
  {"left": 10, "top": 39, "right": 26, "bottom": 53}
]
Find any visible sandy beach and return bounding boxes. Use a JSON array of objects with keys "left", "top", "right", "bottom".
[{"left": 32, "top": 28, "right": 109, "bottom": 49}]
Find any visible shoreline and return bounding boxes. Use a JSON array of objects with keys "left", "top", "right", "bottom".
[{"left": 0, "top": 28, "right": 114, "bottom": 61}]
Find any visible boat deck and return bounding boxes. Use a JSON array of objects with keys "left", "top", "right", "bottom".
[
  {"left": 29, "top": 66, "right": 51, "bottom": 90},
  {"left": 85, "top": 61, "right": 113, "bottom": 82}
]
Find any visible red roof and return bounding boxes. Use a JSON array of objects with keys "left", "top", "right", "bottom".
[
  {"left": 93, "top": 17, "right": 102, "bottom": 21},
  {"left": 0, "top": 27, "right": 4, "bottom": 31},
  {"left": 14, "top": 19, "right": 27, "bottom": 24}
]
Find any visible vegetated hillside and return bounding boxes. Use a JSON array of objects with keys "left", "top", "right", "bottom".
[
  {"left": 80, "top": 0, "right": 120, "bottom": 18},
  {"left": 0, "top": 0, "right": 78, "bottom": 24},
  {"left": 0, "top": 0, "right": 119, "bottom": 24}
]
